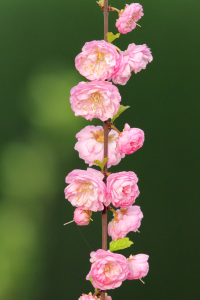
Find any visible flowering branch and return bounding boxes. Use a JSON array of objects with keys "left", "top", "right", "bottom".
[{"left": 64, "top": 1, "right": 153, "bottom": 299}]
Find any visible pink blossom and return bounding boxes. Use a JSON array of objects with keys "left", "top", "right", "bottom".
[
  {"left": 79, "top": 294, "right": 112, "bottom": 300},
  {"left": 117, "top": 124, "right": 144, "bottom": 154},
  {"left": 78, "top": 294, "right": 96, "bottom": 300},
  {"left": 75, "top": 125, "right": 125, "bottom": 168},
  {"left": 70, "top": 81, "right": 121, "bottom": 122},
  {"left": 75, "top": 40, "right": 120, "bottom": 81},
  {"left": 64, "top": 168, "right": 109, "bottom": 212},
  {"left": 86, "top": 249, "right": 129, "bottom": 290},
  {"left": 112, "top": 43, "right": 153, "bottom": 85},
  {"left": 108, "top": 206, "right": 143, "bottom": 240},
  {"left": 74, "top": 208, "right": 92, "bottom": 226},
  {"left": 107, "top": 171, "right": 140, "bottom": 208},
  {"left": 127, "top": 254, "right": 149, "bottom": 280},
  {"left": 116, "top": 3, "right": 144, "bottom": 34}
]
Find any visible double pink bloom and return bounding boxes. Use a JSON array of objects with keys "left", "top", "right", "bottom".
[
  {"left": 86, "top": 249, "right": 129, "bottom": 290},
  {"left": 75, "top": 125, "right": 125, "bottom": 168},
  {"left": 64, "top": 168, "right": 109, "bottom": 212},
  {"left": 108, "top": 206, "right": 143, "bottom": 240},
  {"left": 70, "top": 81, "right": 121, "bottom": 122},
  {"left": 79, "top": 294, "right": 111, "bottom": 300},
  {"left": 116, "top": 3, "right": 144, "bottom": 34}
]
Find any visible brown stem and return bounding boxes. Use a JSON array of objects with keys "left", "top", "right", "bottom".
[
  {"left": 110, "top": 6, "right": 121, "bottom": 13},
  {"left": 102, "top": 1, "right": 108, "bottom": 300},
  {"left": 111, "top": 124, "right": 121, "bottom": 135},
  {"left": 93, "top": 289, "right": 100, "bottom": 297}
]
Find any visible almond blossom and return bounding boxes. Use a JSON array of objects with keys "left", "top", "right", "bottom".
[
  {"left": 70, "top": 81, "right": 121, "bottom": 121},
  {"left": 86, "top": 249, "right": 129, "bottom": 290},
  {"left": 79, "top": 294, "right": 97, "bottom": 300},
  {"left": 116, "top": 124, "right": 144, "bottom": 154},
  {"left": 116, "top": 3, "right": 144, "bottom": 34},
  {"left": 107, "top": 171, "right": 140, "bottom": 208},
  {"left": 75, "top": 125, "right": 125, "bottom": 168},
  {"left": 74, "top": 208, "right": 92, "bottom": 226},
  {"left": 108, "top": 206, "right": 143, "bottom": 240},
  {"left": 112, "top": 43, "right": 153, "bottom": 85},
  {"left": 64, "top": 168, "right": 109, "bottom": 211},
  {"left": 75, "top": 40, "right": 120, "bottom": 81},
  {"left": 79, "top": 294, "right": 112, "bottom": 300},
  {"left": 127, "top": 254, "right": 149, "bottom": 280}
]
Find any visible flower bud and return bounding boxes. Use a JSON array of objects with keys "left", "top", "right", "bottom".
[
  {"left": 74, "top": 208, "right": 92, "bottom": 226},
  {"left": 127, "top": 254, "right": 149, "bottom": 280},
  {"left": 117, "top": 124, "right": 144, "bottom": 154},
  {"left": 78, "top": 293, "right": 96, "bottom": 300}
]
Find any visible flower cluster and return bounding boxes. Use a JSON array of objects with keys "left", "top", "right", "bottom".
[
  {"left": 65, "top": 170, "right": 141, "bottom": 212},
  {"left": 75, "top": 40, "right": 152, "bottom": 87},
  {"left": 86, "top": 249, "right": 149, "bottom": 290},
  {"left": 64, "top": 2, "right": 152, "bottom": 298}
]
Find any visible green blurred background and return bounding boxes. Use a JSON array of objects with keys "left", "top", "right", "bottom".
[{"left": 0, "top": 0, "right": 199, "bottom": 299}]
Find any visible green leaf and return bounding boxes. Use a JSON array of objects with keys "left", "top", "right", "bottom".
[
  {"left": 107, "top": 32, "right": 120, "bottom": 43},
  {"left": 89, "top": 278, "right": 93, "bottom": 284},
  {"left": 94, "top": 157, "right": 109, "bottom": 172},
  {"left": 111, "top": 105, "right": 130, "bottom": 123},
  {"left": 109, "top": 237, "right": 133, "bottom": 252}
]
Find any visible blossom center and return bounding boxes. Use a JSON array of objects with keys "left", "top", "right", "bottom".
[
  {"left": 104, "top": 262, "right": 120, "bottom": 278},
  {"left": 76, "top": 181, "right": 94, "bottom": 205},
  {"left": 95, "top": 50, "right": 105, "bottom": 62},
  {"left": 91, "top": 130, "right": 116, "bottom": 143}
]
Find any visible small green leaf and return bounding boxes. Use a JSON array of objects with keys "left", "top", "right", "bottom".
[
  {"left": 94, "top": 157, "right": 109, "bottom": 172},
  {"left": 111, "top": 105, "right": 130, "bottom": 123},
  {"left": 89, "top": 278, "right": 93, "bottom": 284},
  {"left": 109, "top": 237, "right": 133, "bottom": 252},
  {"left": 107, "top": 32, "right": 120, "bottom": 43}
]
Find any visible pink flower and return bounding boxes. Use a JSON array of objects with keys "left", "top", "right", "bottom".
[
  {"left": 86, "top": 249, "right": 129, "bottom": 290},
  {"left": 116, "top": 3, "right": 144, "bottom": 34},
  {"left": 112, "top": 43, "right": 153, "bottom": 85},
  {"left": 79, "top": 294, "right": 112, "bottom": 300},
  {"left": 116, "top": 124, "right": 144, "bottom": 154},
  {"left": 74, "top": 208, "right": 92, "bottom": 226},
  {"left": 107, "top": 171, "right": 140, "bottom": 208},
  {"left": 75, "top": 125, "right": 125, "bottom": 168},
  {"left": 108, "top": 206, "right": 143, "bottom": 240},
  {"left": 75, "top": 40, "right": 120, "bottom": 81},
  {"left": 64, "top": 168, "right": 109, "bottom": 212},
  {"left": 78, "top": 294, "right": 96, "bottom": 300},
  {"left": 70, "top": 81, "right": 121, "bottom": 122},
  {"left": 127, "top": 254, "right": 149, "bottom": 280}
]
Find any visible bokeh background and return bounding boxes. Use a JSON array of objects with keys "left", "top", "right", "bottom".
[{"left": 0, "top": 0, "right": 199, "bottom": 299}]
